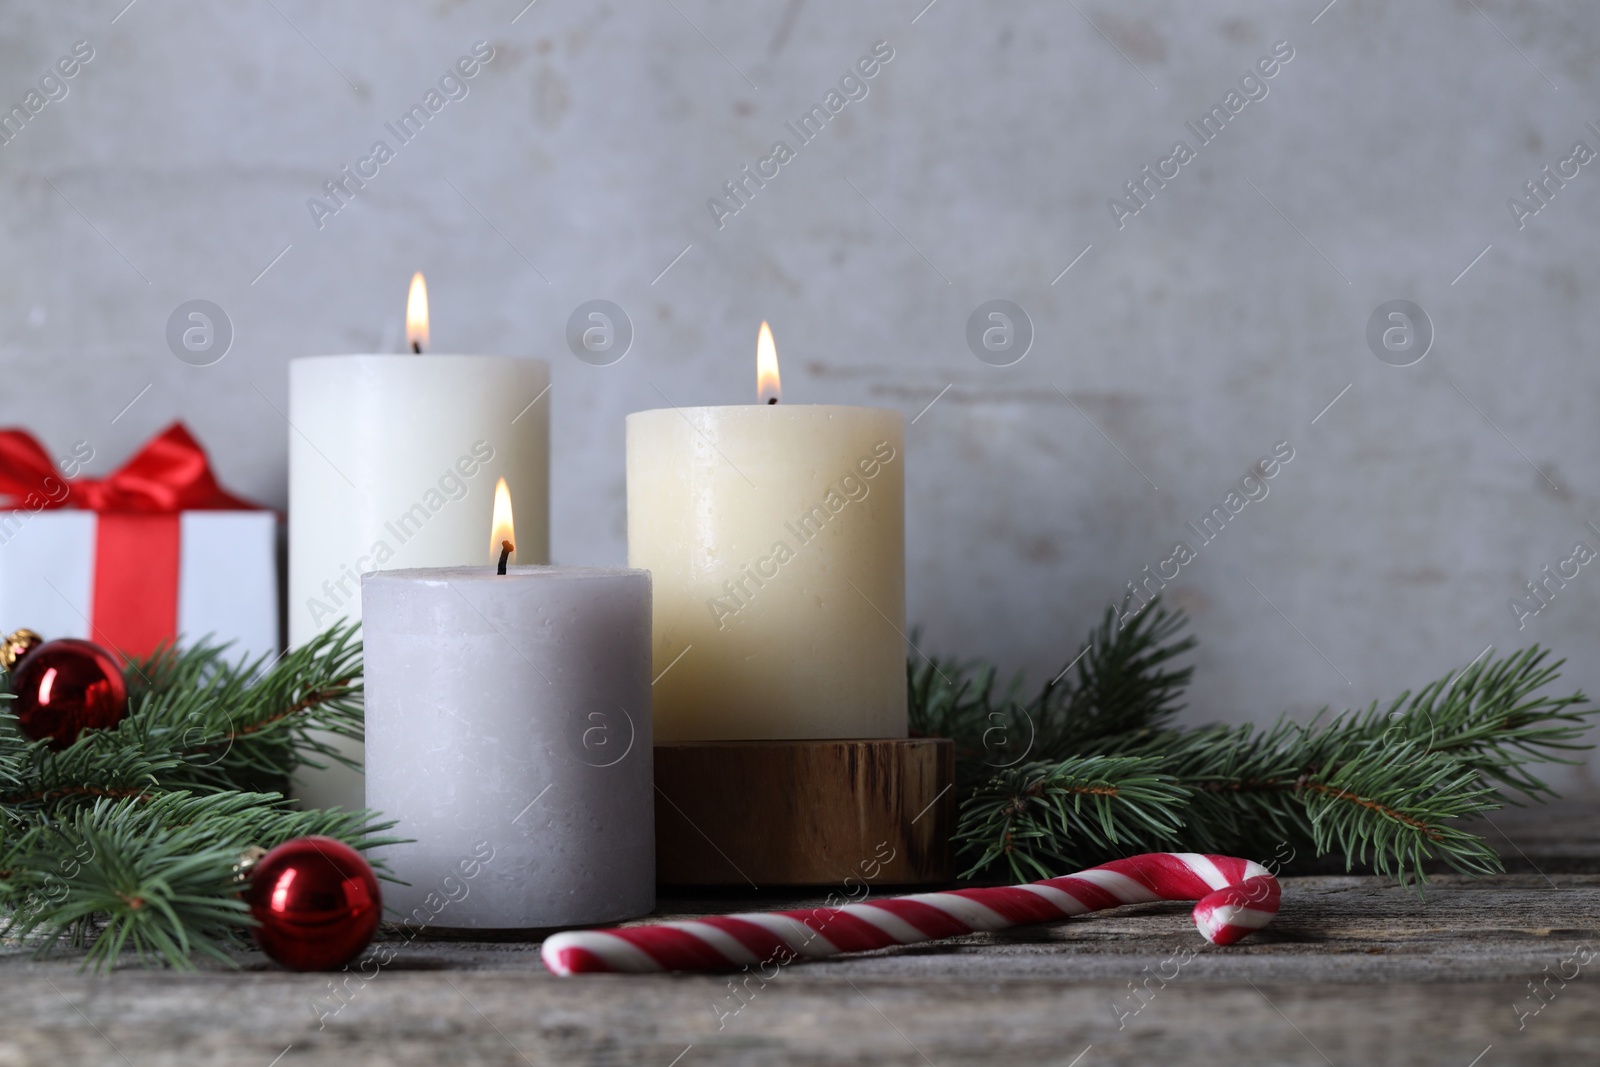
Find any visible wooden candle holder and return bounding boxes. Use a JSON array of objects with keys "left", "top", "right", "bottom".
[{"left": 654, "top": 738, "right": 955, "bottom": 886}]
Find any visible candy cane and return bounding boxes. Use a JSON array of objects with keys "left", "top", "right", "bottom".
[{"left": 542, "top": 852, "right": 1279, "bottom": 976}]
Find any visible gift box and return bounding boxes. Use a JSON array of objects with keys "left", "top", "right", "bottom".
[{"left": 0, "top": 423, "right": 277, "bottom": 661}]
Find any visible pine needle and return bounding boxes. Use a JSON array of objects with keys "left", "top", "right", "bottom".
[
  {"left": 917, "top": 600, "right": 1595, "bottom": 886},
  {"left": 0, "top": 623, "right": 395, "bottom": 970}
]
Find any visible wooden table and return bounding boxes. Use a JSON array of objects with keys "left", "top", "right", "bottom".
[{"left": 3, "top": 801, "right": 1596, "bottom": 1066}]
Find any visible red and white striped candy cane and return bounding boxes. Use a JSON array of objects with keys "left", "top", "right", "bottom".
[{"left": 542, "top": 852, "right": 1279, "bottom": 976}]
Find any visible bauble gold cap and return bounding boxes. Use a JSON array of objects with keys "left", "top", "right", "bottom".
[{"left": 0, "top": 629, "right": 42, "bottom": 671}]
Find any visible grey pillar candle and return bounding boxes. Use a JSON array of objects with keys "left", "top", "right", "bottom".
[{"left": 363, "top": 565, "right": 654, "bottom": 929}]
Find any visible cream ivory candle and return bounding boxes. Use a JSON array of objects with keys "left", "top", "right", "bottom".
[
  {"left": 289, "top": 354, "right": 549, "bottom": 809},
  {"left": 626, "top": 405, "right": 906, "bottom": 740},
  {"left": 363, "top": 565, "right": 654, "bottom": 929}
]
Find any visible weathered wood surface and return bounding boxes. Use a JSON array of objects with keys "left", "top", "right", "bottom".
[{"left": 2, "top": 801, "right": 1597, "bottom": 1066}]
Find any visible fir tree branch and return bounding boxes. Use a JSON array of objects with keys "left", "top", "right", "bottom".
[
  {"left": 1129, "top": 726, "right": 1505, "bottom": 884},
  {"left": 120, "top": 623, "right": 365, "bottom": 794},
  {"left": 909, "top": 603, "right": 1194, "bottom": 790},
  {"left": 922, "top": 598, "right": 1595, "bottom": 887},
  {"left": 0, "top": 624, "right": 395, "bottom": 970},
  {"left": 1313, "top": 646, "right": 1593, "bottom": 802},
  {"left": 1035, "top": 600, "right": 1195, "bottom": 750},
  {"left": 0, "top": 624, "right": 367, "bottom": 817},
  {"left": 955, "top": 756, "right": 1188, "bottom": 881},
  {"left": 1, "top": 792, "right": 397, "bottom": 971},
  {"left": 1294, "top": 738, "right": 1501, "bottom": 883}
]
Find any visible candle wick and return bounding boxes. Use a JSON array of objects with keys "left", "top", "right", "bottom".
[
  {"left": 412, "top": 340, "right": 423, "bottom": 354},
  {"left": 766, "top": 397, "right": 778, "bottom": 405},
  {"left": 498, "top": 540, "right": 513, "bottom": 575}
]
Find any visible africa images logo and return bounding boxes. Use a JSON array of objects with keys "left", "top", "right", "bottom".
[
  {"left": 307, "top": 41, "right": 495, "bottom": 230},
  {"left": 706, "top": 41, "right": 895, "bottom": 230},
  {"left": 705, "top": 441, "right": 898, "bottom": 630},
  {"left": 1107, "top": 41, "right": 1295, "bottom": 230}
]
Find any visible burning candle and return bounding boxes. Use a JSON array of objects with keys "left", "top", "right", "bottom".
[
  {"left": 626, "top": 323, "right": 906, "bottom": 740},
  {"left": 288, "top": 272, "right": 550, "bottom": 810},
  {"left": 362, "top": 482, "right": 655, "bottom": 929}
]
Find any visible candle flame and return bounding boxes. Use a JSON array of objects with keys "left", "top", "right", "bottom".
[
  {"left": 406, "top": 272, "right": 429, "bottom": 353},
  {"left": 490, "top": 477, "right": 515, "bottom": 565},
  {"left": 757, "top": 321, "right": 780, "bottom": 404}
]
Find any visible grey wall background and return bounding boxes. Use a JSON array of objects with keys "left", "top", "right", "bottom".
[{"left": 2, "top": 0, "right": 1596, "bottom": 787}]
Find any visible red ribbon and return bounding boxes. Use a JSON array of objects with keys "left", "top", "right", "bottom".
[{"left": 0, "top": 422, "right": 261, "bottom": 658}]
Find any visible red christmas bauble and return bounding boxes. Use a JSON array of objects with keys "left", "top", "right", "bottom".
[
  {"left": 6, "top": 634, "right": 128, "bottom": 749},
  {"left": 246, "top": 836, "right": 382, "bottom": 972}
]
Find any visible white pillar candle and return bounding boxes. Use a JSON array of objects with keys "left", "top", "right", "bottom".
[
  {"left": 363, "top": 565, "right": 654, "bottom": 929},
  {"left": 626, "top": 328, "right": 905, "bottom": 740},
  {"left": 288, "top": 353, "right": 550, "bottom": 809}
]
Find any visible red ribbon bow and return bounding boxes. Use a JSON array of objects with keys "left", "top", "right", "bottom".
[{"left": 0, "top": 422, "right": 263, "bottom": 657}]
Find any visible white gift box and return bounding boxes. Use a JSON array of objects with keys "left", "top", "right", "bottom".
[{"left": 0, "top": 509, "right": 278, "bottom": 662}]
